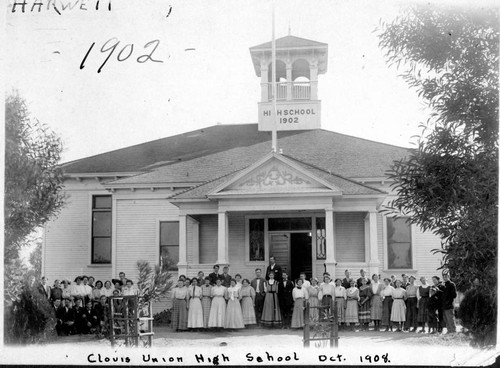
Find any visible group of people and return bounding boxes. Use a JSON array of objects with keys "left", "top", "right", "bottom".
[
  {"left": 170, "top": 259, "right": 458, "bottom": 335},
  {"left": 36, "top": 272, "right": 138, "bottom": 336},
  {"left": 334, "top": 269, "right": 457, "bottom": 334}
]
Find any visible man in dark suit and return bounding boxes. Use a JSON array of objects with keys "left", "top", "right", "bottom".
[
  {"left": 251, "top": 268, "right": 266, "bottom": 325},
  {"left": 56, "top": 298, "right": 76, "bottom": 336},
  {"left": 341, "top": 269, "right": 352, "bottom": 289},
  {"left": 266, "top": 256, "right": 283, "bottom": 282},
  {"left": 208, "top": 264, "right": 223, "bottom": 285},
  {"left": 278, "top": 272, "right": 294, "bottom": 328},
  {"left": 356, "top": 269, "right": 371, "bottom": 288},
  {"left": 221, "top": 266, "right": 232, "bottom": 287},
  {"left": 38, "top": 276, "right": 51, "bottom": 299}
]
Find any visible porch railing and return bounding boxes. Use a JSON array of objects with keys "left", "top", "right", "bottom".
[{"left": 267, "top": 81, "right": 311, "bottom": 101}]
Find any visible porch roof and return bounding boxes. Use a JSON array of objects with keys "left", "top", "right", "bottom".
[{"left": 167, "top": 155, "right": 385, "bottom": 200}]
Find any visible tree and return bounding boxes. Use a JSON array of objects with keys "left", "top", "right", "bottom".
[
  {"left": 29, "top": 241, "right": 42, "bottom": 278},
  {"left": 5, "top": 92, "right": 65, "bottom": 261},
  {"left": 378, "top": 5, "right": 498, "bottom": 346}
]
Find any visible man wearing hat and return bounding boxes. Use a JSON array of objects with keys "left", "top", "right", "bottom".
[
  {"left": 404, "top": 276, "right": 418, "bottom": 332},
  {"left": 441, "top": 271, "right": 457, "bottom": 334},
  {"left": 356, "top": 269, "right": 371, "bottom": 288}
]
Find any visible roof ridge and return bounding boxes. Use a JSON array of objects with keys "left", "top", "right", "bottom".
[{"left": 281, "top": 154, "right": 386, "bottom": 194}]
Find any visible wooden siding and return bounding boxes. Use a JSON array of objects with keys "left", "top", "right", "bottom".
[
  {"left": 335, "top": 213, "right": 365, "bottom": 262},
  {"left": 44, "top": 188, "right": 112, "bottom": 283},
  {"left": 197, "top": 214, "right": 218, "bottom": 264}
]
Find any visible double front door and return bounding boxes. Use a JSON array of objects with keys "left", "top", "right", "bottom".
[{"left": 269, "top": 232, "right": 312, "bottom": 282}]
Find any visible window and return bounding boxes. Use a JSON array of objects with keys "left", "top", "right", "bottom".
[
  {"left": 249, "top": 218, "right": 265, "bottom": 261},
  {"left": 315, "top": 217, "right": 326, "bottom": 260},
  {"left": 160, "top": 221, "right": 179, "bottom": 270},
  {"left": 91, "top": 195, "right": 112, "bottom": 264},
  {"left": 386, "top": 217, "right": 412, "bottom": 269}
]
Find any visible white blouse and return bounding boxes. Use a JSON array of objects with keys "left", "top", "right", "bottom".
[
  {"left": 292, "top": 287, "right": 309, "bottom": 301},
  {"left": 382, "top": 284, "right": 394, "bottom": 298}
]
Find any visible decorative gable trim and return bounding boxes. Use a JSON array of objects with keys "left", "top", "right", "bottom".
[{"left": 207, "top": 152, "right": 341, "bottom": 197}]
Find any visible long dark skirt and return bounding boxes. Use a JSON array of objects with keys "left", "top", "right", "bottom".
[
  {"left": 417, "top": 297, "right": 429, "bottom": 323},
  {"left": 261, "top": 292, "right": 282, "bottom": 326},
  {"left": 171, "top": 299, "right": 188, "bottom": 331},
  {"left": 405, "top": 297, "right": 418, "bottom": 329},
  {"left": 381, "top": 297, "right": 393, "bottom": 326}
]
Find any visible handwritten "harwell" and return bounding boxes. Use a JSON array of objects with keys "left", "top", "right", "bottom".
[{"left": 10, "top": 0, "right": 112, "bottom": 14}]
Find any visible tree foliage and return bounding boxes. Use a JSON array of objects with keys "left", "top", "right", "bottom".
[
  {"left": 136, "top": 259, "right": 174, "bottom": 306},
  {"left": 5, "top": 92, "right": 65, "bottom": 261},
  {"left": 378, "top": 5, "right": 498, "bottom": 346}
]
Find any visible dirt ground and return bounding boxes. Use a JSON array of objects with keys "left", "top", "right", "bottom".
[{"left": 32, "top": 325, "right": 497, "bottom": 366}]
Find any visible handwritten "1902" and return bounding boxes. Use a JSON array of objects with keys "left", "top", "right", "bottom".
[{"left": 80, "top": 37, "right": 163, "bottom": 73}]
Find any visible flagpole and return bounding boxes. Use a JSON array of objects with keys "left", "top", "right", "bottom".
[{"left": 271, "top": 1, "right": 278, "bottom": 153}]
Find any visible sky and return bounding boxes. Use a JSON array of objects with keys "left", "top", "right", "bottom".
[{"left": 4, "top": 0, "right": 491, "bottom": 163}]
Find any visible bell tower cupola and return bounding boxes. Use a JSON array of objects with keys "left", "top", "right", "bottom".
[{"left": 250, "top": 35, "right": 328, "bottom": 131}]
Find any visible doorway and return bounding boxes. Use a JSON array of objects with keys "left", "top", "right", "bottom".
[
  {"left": 290, "top": 233, "right": 312, "bottom": 282},
  {"left": 269, "top": 231, "right": 312, "bottom": 282}
]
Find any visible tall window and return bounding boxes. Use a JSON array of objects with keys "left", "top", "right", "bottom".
[
  {"left": 315, "top": 217, "right": 326, "bottom": 260},
  {"left": 386, "top": 217, "right": 412, "bottom": 269},
  {"left": 160, "top": 221, "right": 179, "bottom": 270},
  {"left": 249, "top": 218, "right": 265, "bottom": 261},
  {"left": 91, "top": 195, "right": 112, "bottom": 264}
]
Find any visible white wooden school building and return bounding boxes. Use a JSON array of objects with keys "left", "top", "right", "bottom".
[{"left": 42, "top": 35, "right": 442, "bottom": 309}]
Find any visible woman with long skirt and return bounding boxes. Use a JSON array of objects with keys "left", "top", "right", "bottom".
[
  {"left": 319, "top": 274, "right": 335, "bottom": 322},
  {"left": 240, "top": 279, "right": 256, "bottom": 326},
  {"left": 208, "top": 278, "right": 226, "bottom": 329},
  {"left": 381, "top": 277, "right": 394, "bottom": 332},
  {"left": 225, "top": 279, "right": 245, "bottom": 329},
  {"left": 291, "top": 279, "right": 309, "bottom": 329},
  {"left": 370, "top": 274, "right": 384, "bottom": 331},
  {"left": 417, "top": 276, "right": 430, "bottom": 333},
  {"left": 334, "top": 278, "right": 347, "bottom": 329},
  {"left": 171, "top": 279, "right": 189, "bottom": 332},
  {"left": 390, "top": 280, "right": 407, "bottom": 332},
  {"left": 345, "top": 280, "right": 360, "bottom": 331},
  {"left": 261, "top": 271, "right": 282, "bottom": 327},
  {"left": 188, "top": 278, "right": 204, "bottom": 330},
  {"left": 307, "top": 278, "right": 320, "bottom": 321},
  {"left": 200, "top": 277, "right": 212, "bottom": 329},
  {"left": 358, "top": 277, "right": 373, "bottom": 331}
]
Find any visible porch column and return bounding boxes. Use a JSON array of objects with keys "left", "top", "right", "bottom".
[
  {"left": 324, "top": 207, "right": 336, "bottom": 277},
  {"left": 367, "top": 211, "right": 380, "bottom": 276},
  {"left": 178, "top": 214, "right": 188, "bottom": 276},
  {"left": 216, "top": 211, "right": 229, "bottom": 265}
]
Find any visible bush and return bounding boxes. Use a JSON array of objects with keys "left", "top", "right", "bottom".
[
  {"left": 5, "top": 281, "right": 57, "bottom": 344},
  {"left": 458, "top": 286, "right": 496, "bottom": 347},
  {"left": 153, "top": 309, "right": 172, "bottom": 327}
]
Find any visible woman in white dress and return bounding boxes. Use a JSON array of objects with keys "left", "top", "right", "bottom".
[
  {"left": 334, "top": 278, "right": 347, "bottom": 329},
  {"left": 101, "top": 280, "right": 114, "bottom": 298},
  {"left": 187, "top": 278, "right": 204, "bottom": 329},
  {"left": 345, "top": 280, "right": 360, "bottom": 331},
  {"left": 390, "top": 280, "right": 407, "bottom": 332},
  {"left": 208, "top": 278, "right": 226, "bottom": 329},
  {"left": 225, "top": 279, "right": 245, "bottom": 329},
  {"left": 291, "top": 279, "right": 309, "bottom": 328},
  {"left": 307, "top": 278, "right": 320, "bottom": 321},
  {"left": 240, "top": 279, "right": 256, "bottom": 326},
  {"left": 370, "top": 274, "right": 384, "bottom": 331}
]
